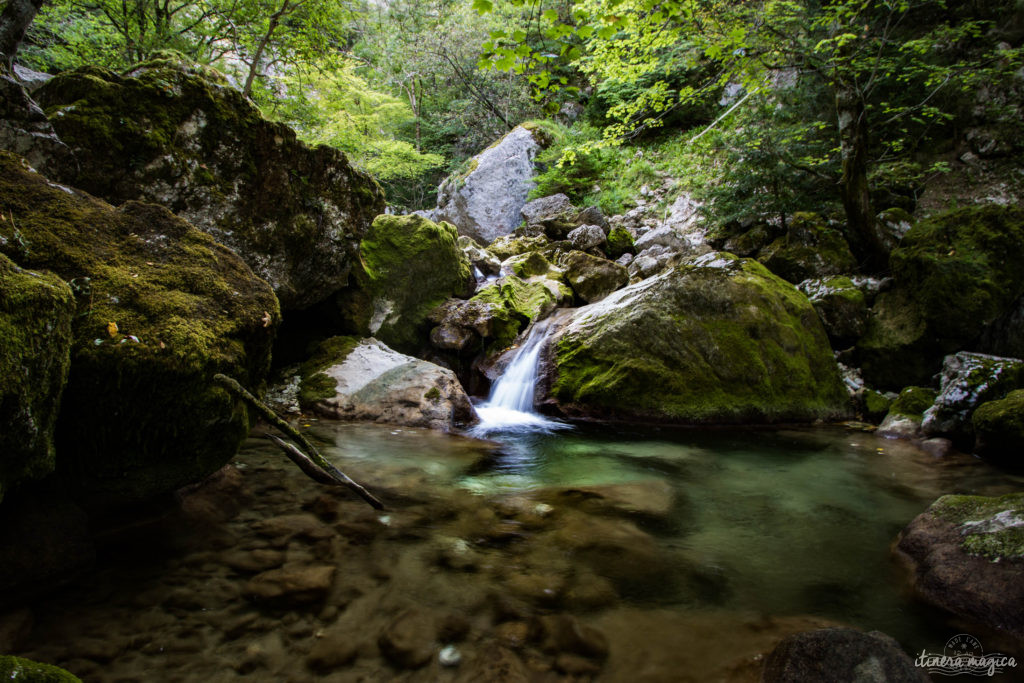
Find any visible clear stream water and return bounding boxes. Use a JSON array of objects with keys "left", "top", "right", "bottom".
[{"left": 10, "top": 421, "right": 1024, "bottom": 681}]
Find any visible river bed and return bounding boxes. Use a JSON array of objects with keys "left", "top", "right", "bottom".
[{"left": 7, "top": 421, "right": 1024, "bottom": 681}]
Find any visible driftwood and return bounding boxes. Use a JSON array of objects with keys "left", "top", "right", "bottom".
[{"left": 213, "top": 373, "right": 385, "bottom": 510}]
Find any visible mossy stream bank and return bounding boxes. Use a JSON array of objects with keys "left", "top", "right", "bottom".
[{"left": 4, "top": 421, "right": 1022, "bottom": 682}]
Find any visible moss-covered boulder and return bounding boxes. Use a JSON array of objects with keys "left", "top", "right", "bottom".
[
  {"left": 921, "top": 352, "right": 1024, "bottom": 444},
  {"left": 561, "top": 251, "right": 629, "bottom": 304},
  {"left": 877, "top": 386, "right": 937, "bottom": 439},
  {"left": 972, "top": 389, "right": 1024, "bottom": 460},
  {"left": 342, "top": 214, "right": 472, "bottom": 353},
  {"left": 0, "top": 255, "right": 74, "bottom": 503},
  {"left": 34, "top": 57, "right": 384, "bottom": 311},
  {"left": 520, "top": 193, "right": 580, "bottom": 240},
  {"left": 0, "top": 655, "right": 81, "bottom": 682},
  {"left": 487, "top": 234, "right": 549, "bottom": 260},
  {"left": 0, "top": 152, "right": 279, "bottom": 506},
  {"left": 470, "top": 275, "right": 562, "bottom": 350},
  {"left": 896, "top": 493, "right": 1024, "bottom": 638},
  {"left": 605, "top": 227, "right": 636, "bottom": 260},
  {"left": 298, "top": 337, "right": 476, "bottom": 431},
  {"left": 798, "top": 277, "right": 868, "bottom": 348},
  {"left": 757, "top": 213, "right": 857, "bottom": 284},
  {"left": 858, "top": 205, "right": 1024, "bottom": 389},
  {"left": 547, "top": 252, "right": 850, "bottom": 424}
]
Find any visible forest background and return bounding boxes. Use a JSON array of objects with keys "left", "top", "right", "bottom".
[{"left": 9, "top": 0, "right": 1024, "bottom": 248}]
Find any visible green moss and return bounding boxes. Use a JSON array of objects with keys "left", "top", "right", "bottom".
[
  {"left": 551, "top": 255, "right": 850, "bottom": 423},
  {"left": 424, "top": 386, "right": 441, "bottom": 401},
  {"left": 890, "top": 386, "right": 937, "bottom": 418},
  {"left": 509, "top": 251, "right": 551, "bottom": 278},
  {"left": 354, "top": 214, "right": 471, "bottom": 352},
  {"left": 488, "top": 235, "right": 549, "bottom": 260},
  {"left": 296, "top": 335, "right": 359, "bottom": 407},
  {"left": 470, "top": 275, "right": 557, "bottom": 351},
  {"left": 0, "top": 254, "right": 74, "bottom": 503},
  {"left": 973, "top": 389, "right": 1024, "bottom": 457},
  {"left": 0, "top": 152, "right": 280, "bottom": 506},
  {"left": 0, "top": 656, "right": 81, "bottom": 682},
  {"left": 863, "top": 389, "right": 892, "bottom": 422},
  {"left": 860, "top": 205, "right": 1024, "bottom": 388},
  {"left": 605, "top": 227, "right": 635, "bottom": 259},
  {"left": 931, "top": 493, "right": 1024, "bottom": 561},
  {"left": 757, "top": 215, "right": 857, "bottom": 284}
]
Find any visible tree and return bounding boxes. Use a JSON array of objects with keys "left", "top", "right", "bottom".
[
  {"left": 0, "top": 0, "right": 46, "bottom": 71},
  {"left": 478, "top": 0, "right": 1023, "bottom": 269}
]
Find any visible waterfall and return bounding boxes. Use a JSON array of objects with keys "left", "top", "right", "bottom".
[{"left": 470, "top": 319, "right": 568, "bottom": 435}]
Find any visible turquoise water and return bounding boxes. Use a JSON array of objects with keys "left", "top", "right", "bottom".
[
  {"left": 13, "top": 421, "right": 1023, "bottom": 681},
  {"left": 312, "top": 422, "right": 1023, "bottom": 653}
]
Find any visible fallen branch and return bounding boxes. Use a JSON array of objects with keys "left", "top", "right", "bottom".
[{"left": 213, "top": 373, "right": 385, "bottom": 510}]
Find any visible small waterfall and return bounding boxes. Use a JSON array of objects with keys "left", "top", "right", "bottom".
[{"left": 470, "top": 319, "right": 568, "bottom": 435}]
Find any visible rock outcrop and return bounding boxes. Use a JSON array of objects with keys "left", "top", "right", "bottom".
[
  {"left": 340, "top": 214, "right": 472, "bottom": 353},
  {"left": 434, "top": 125, "right": 547, "bottom": 244},
  {"left": 34, "top": 56, "right": 384, "bottom": 311},
  {"left": 973, "top": 389, "right": 1024, "bottom": 460},
  {"left": 298, "top": 337, "right": 476, "bottom": 431},
  {"left": 756, "top": 212, "right": 857, "bottom": 284},
  {"left": 0, "top": 254, "right": 74, "bottom": 503},
  {"left": 546, "top": 252, "right": 850, "bottom": 424},
  {"left": 921, "top": 352, "right": 1024, "bottom": 445},
  {"left": 0, "top": 74, "right": 73, "bottom": 173},
  {"left": 0, "top": 151, "right": 279, "bottom": 505},
  {"left": 896, "top": 493, "right": 1024, "bottom": 638},
  {"left": 858, "top": 205, "right": 1024, "bottom": 389}
]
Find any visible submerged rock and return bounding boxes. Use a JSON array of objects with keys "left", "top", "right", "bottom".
[
  {"left": 895, "top": 493, "right": 1024, "bottom": 638},
  {"left": 921, "top": 352, "right": 1024, "bottom": 445},
  {"left": 0, "top": 255, "right": 74, "bottom": 502},
  {"left": 378, "top": 609, "right": 436, "bottom": 670},
  {"left": 0, "top": 152, "right": 279, "bottom": 505},
  {"left": 762, "top": 628, "right": 927, "bottom": 683},
  {"left": 435, "top": 125, "right": 546, "bottom": 244},
  {"left": 244, "top": 565, "right": 336, "bottom": 607},
  {"left": 547, "top": 252, "right": 850, "bottom": 424},
  {"left": 299, "top": 337, "right": 476, "bottom": 431},
  {"left": 858, "top": 205, "right": 1024, "bottom": 389},
  {"left": 35, "top": 57, "right": 384, "bottom": 311},
  {"left": 341, "top": 214, "right": 472, "bottom": 353}
]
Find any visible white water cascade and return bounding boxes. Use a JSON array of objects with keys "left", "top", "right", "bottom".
[{"left": 470, "top": 319, "right": 569, "bottom": 435}]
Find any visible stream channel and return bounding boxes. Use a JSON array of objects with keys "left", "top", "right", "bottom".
[{"left": 10, "top": 327, "right": 1024, "bottom": 680}]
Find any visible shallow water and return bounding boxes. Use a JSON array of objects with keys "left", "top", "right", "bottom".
[{"left": 7, "top": 421, "right": 1024, "bottom": 681}]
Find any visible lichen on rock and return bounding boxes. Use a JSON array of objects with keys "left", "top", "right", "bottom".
[
  {"left": 0, "top": 151, "right": 279, "bottom": 506},
  {"left": 548, "top": 252, "right": 850, "bottom": 424}
]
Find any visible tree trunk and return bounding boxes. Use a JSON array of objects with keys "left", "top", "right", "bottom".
[
  {"left": 242, "top": 0, "right": 291, "bottom": 99},
  {"left": 836, "top": 83, "right": 887, "bottom": 271},
  {"left": 0, "top": 0, "right": 45, "bottom": 72}
]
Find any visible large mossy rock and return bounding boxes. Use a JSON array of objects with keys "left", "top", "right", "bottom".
[
  {"left": 877, "top": 386, "right": 937, "bottom": 439},
  {"left": 561, "top": 251, "right": 629, "bottom": 304},
  {"left": 896, "top": 493, "right": 1024, "bottom": 638},
  {"left": 921, "top": 352, "right": 1024, "bottom": 445},
  {"left": 798, "top": 277, "right": 868, "bottom": 348},
  {"left": 547, "top": 252, "right": 850, "bottom": 424},
  {"left": 434, "top": 125, "right": 547, "bottom": 245},
  {"left": 298, "top": 337, "right": 476, "bottom": 431},
  {"left": 34, "top": 56, "right": 384, "bottom": 311},
  {"left": 0, "top": 152, "right": 279, "bottom": 506},
  {"left": 0, "top": 255, "right": 74, "bottom": 503},
  {"left": 972, "top": 389, "right": 1024, "bottom": 460},
  {"left": 341, "top": 214, "right": 472, "bottom": 353},
  {"left": 858, "top": 205, "right": 1024, "bottom": 389}
]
